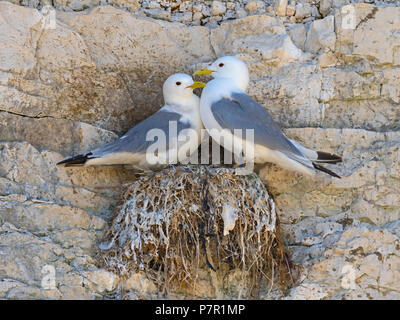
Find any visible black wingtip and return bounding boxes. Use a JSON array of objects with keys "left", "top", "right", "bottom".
[
  {"left": 316, "top": 151, "right": 342, "bottom": 164},
  {"left": 313, "top": 163, "right": 341, "bottom": 179},
  {"left": 57, "top": 153, "right": 93, "bottom": 167}
]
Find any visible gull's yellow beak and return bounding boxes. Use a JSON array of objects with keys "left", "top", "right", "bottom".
[
  {"left": 186, "top": 81, "right": 206, "bottom": 89},
  {"left": 193, "top": 68, "right": 215, "bottom": 76}
]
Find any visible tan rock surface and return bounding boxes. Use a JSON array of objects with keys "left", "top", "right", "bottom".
[
  {"left": 282, "top": 218, "right": 400, "bottom": 299},
  {"left": 210, "top": 14, "right": 303, "bottom": 73},
  {"left": 0, "top": 3, "right": 214, "bottom": 135}
]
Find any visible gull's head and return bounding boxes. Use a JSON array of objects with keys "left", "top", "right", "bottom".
[
  {"left": 163, "top": 73, "right": 205, "bottom": 105},
  {"left": 193, "top": 56, "right": 249, "bottom": 91}
]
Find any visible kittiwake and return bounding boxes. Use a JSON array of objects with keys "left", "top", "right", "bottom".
[
  {"left": 193, "top": 56, "right": 342, "bottom": 178},
  {"left": 57, "top": 73, "right": 206, "bottom": 171}
]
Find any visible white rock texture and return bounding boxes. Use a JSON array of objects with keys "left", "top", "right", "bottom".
[
  {"left": 305, "top": 15, "right": 336, "bottom": 53},
  {"left": 0, "top": 1, "right": 400, "bottom": 299}
]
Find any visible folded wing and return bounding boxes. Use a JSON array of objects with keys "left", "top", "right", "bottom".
[
  {"left": 211, "top": 92, "right": 314, "bottom": 169},
  {"left": 57, "top": 109, "right": 191, "bottom": 166}
]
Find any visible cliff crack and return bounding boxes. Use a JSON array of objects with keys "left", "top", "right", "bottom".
[
  {"left": 0, "top": 109, "right": 57, "bottom": 120},
  {"left": 356, "top": 7, "right": 378, "bottom": 30}
]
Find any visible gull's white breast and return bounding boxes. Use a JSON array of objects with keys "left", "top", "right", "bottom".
[{"left": 200, "top": 79, "right": 255, "bottom": 162}]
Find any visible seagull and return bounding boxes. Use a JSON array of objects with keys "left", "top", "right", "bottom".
[
  {"left": 57, "top": 74, "right": 206, "bottom": 171},
  {"left": 193, "top": 56, "right": 342, "bottom": 178}
]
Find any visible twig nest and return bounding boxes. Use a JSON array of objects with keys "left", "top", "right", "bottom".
[{"left": 98, "top": 166, "right": 292, "bottom": 298}]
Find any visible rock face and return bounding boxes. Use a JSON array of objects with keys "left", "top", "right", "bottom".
[
  {"left": 210, "top": 14, "right": 302, "bottom": 69},
  {"left": 305, "top": 15, "right": 336, "bottom": 53},
  {"left": 5, "top": 0, "right": 393, "bottom": 26},
  {"left": 282, "top": 218, "right": 400, "bottom": 299},
  {"left": 0, "top": 1, "right": 400, "bottom": 299}
]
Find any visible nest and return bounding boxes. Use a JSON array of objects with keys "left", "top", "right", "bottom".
[{"left": 98, "top": 166, "right": 295, "bottom": 298}]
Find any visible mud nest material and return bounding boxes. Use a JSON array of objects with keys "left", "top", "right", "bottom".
[{"left": 98, "top": 166, "right": 294, "bottom": 298}]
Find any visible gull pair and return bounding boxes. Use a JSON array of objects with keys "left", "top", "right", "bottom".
[{"left": 58, "top": 57, "right": 342, "bottom": 178}]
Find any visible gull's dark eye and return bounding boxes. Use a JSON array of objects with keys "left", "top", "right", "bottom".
[
  {"left": 176, "top": 81, "right": 181, "bottom": 86},
  {"left": 219, "top": 63, "right": 224, "bottom": 67}
]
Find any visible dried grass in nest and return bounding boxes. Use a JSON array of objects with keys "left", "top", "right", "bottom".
[{"left": 97, "top": 165, "right": 295, "bottom": 298}]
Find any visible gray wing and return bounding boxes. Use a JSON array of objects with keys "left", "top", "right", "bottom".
[
  {"left": 211, "top": 92, "right": 312, "bottom": 166},
  {"left": 91, "top": 109, "right": 191, "bottom": 158}
]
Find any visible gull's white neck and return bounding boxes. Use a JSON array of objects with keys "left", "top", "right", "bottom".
[
  {"left": 164, "top": 92, "right": 199, "bottom": 110},
  {"left": 200, "top": 77, "right": 248, "bottom": 107},
  {"left": 162, "top": 94, "right": 201, "bottom": 126}
]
